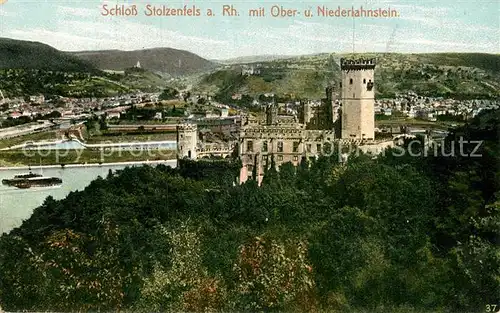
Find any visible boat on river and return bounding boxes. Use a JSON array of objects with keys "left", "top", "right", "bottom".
[{"left": 2, "top": 172, "right": 62, "bottom": 189}]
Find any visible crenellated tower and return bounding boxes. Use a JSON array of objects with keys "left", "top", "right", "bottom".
[
  {"left": 340, "top": 58, "right": 376, "bottom": 140},
  {"left": 177, "top": 123, "right": 198, "bottom": 160}
]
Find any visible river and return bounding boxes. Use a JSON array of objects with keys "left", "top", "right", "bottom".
[{"left": 0, "top": 160, "right": 177, "bottom": 234}]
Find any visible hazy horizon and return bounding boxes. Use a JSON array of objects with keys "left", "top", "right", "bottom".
[
  {"left": 2, "top": 36, "right": 498, "bottom": 63},
  {"left": 0, "top": 0, "right": 498, "bottom": 60}
]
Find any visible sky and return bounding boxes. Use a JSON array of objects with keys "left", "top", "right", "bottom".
[{"left": 0, "top": 0, "right": 498, "bottom": 59}]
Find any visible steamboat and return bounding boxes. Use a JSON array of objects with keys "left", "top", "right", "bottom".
[{"left": 2, "top": 172, "right": 62, "bottom": 189}]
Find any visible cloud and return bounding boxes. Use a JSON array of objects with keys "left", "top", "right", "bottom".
[
  {"left": 0, "top": 7, "right": 15, "bottom": 17},
  {"left": 57, "top": 6, "right": 96, "bottom": 17},
  {"left": 5, "top": 17, "right": 228, "bottom": 57},
  {"left": 395, "top": 3, "right": 497, "bottom": 35},
  {"left": 398, "top": 38, "right": 474, "bottom": 48},
  {"left": 225, "top": 20, "right": 394, "bottom": 56},
  {"left": 1, "top": 0, "right": 498, "bottom": 58},
  {"left": 391, "top": 4, "right": 450, "bottom": 17}
]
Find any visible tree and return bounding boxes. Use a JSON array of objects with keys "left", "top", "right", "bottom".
[
  {"left": 159, "top": 87, "right": 179, "bottom": 101},
  {"left": 138, "top": 224, "right": 227, "bottom": 312},
  {"left": 233, "top": 236, "right": 315, "bottom": 311}
]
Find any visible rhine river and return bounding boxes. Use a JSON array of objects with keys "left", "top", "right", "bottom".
[{"left": 0, "top": 161, "right": 177, "bottom": 234}]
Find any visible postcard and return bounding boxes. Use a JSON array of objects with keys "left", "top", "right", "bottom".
[{"left": 0, "top": 0, "right": 498, "bottom": 312}]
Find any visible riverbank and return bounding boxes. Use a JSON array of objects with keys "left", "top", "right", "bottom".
[
  {"left": 0, "top": 159, "right": 178, "bottom": 171},
  {"left": 0, "top": 149, "right": 176, "bottom": 167}
]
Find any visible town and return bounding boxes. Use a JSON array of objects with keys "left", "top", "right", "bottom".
[{"left": 0, "top": 59, "right": 498, "bottom": 171}]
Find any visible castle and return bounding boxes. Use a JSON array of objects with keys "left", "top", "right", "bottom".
[{"left": 177, "top": 58, "right": 383, "bottom": 184}]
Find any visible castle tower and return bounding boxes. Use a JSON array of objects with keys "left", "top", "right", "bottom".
[
  {"left": 325, "top": 85, "right": 336, "bottom": 128},
  {"left": 340, "top": 58, "right": 376, "bottom": 140},
  {"left": 176, "top": 124, "right": 198, "bottom": 159},
  {"left": 302, "top": 101, "right": 313, "bottom": 125},
  {"left": 266, "top": 102, "right": 278, "bottom": 125}
]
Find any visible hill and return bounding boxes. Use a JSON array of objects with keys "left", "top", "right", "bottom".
[
  {"left": 215, "top": 54, "right": 300, "bottom": 64},
  {"left": 0, "top": 38, "right": 172, "bottom": 97},
  {"left": 71, "top": 48, "right": 217, "bottom": 77},
  {"left": 0, "top": 67, "right": 170, "bottom": 98},
  {"left": 194, "top": 52, "right": 500, "bottom": 100},
  {"left": 0, "top": 110, "right": 498, "bottom": 312},
  {"left": 0, "top": 38, "right": 96, "bottom": 72}
]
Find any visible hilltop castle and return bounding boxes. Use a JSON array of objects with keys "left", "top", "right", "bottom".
[
  {"left": 177, "top": 58, "right": 382, "bottom": 184},
  {"left": 237, "top": 58, "right": 377, "bottom": 183}
]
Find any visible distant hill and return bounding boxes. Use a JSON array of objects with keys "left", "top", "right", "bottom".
[
  {"left": 216, "top": 54, "right": 301, "bottom": 65},
  {"left": 71, "top": 48, "right": 216, "bottom": 77},
  {"left": 0, "top": 39, "right": 172, "bottom": 97},
  {"left": 0, "top": 38, "right": 96, "bottom": 72},
  {"left": 194, "top": 52, "right": 500, "bottom": 100}
]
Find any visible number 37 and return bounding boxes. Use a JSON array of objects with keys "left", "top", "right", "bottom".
[{"left": 486, "top": 304, "right": 498, "bottom": 312}]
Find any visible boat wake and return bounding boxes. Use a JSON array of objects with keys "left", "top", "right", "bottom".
[{"left": 0, "top": 184, "right": 62, "bottom": 195}]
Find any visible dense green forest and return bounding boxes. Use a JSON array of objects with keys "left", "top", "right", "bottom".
[{"left": 0, "top": 111, "right": 498, "bottom": 312}]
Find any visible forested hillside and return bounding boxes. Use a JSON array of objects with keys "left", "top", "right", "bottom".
[
  {"left": 0, "top": 111, "right": 498, "bottom": 312},
  {"left": 0, "top": 38, "right": 95, "bottom": 72},
  {"left": 0, "top": 38, "right": 169, "bottom": 97},
  {"left": 194, "top": 53, "right": 500, "bottom": 100},
  {"left": 0, "top": 68, "right": 168, "bottom": 97},
  {"left": 71, "top": 48, "right": 216, "bottom": 76}
]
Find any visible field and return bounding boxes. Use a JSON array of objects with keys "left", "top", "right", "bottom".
[
  {"left": 85, "top": 132, "right": 177, "bottom": 144},
  {"left": 0, "top": 131, "right": 60, "bottom": 149}
]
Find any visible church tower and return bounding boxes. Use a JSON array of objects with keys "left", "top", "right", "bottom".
[{"left": 340, "top": 58, "right": 376, "bottom": 140}]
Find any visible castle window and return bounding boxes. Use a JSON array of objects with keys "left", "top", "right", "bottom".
[
  {"left": 349, "top": 78, "right": 353, "bottom": 84},
  {"left": 293, "top": 156, "right": 298, "bottom": 161},
  {"left": 262, "top": 141, "right": 268, "bottom": 152},
  {"left": 317, "top": 144, "right": 322, "bottom": 153},
  {"left": 306, "top": 144, "right": 312, "bottom": 153},
  {"left": 247, "top": 140, "right": 253, "bottom": 152},
  {"left": 363, "top": 78, "right": 366, "bottom": 84},
  {"left": 277, "top": 141, "right": 284, "bottom": 153},
  {"left": 278, "top": 155, "right": 283, "bottom": 161},
  {"left": 367, "top": 80, "right": 374, "bottom": 91},
  {"left": 293, "top": 141, "right": 299, "bottom": 152}
]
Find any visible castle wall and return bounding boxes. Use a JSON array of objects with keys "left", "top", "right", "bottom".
[{"left": 238, "top": 125, "right": 335, "bottom": 183}]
